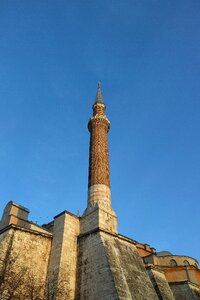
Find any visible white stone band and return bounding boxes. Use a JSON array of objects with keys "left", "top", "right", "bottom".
[{"left": 88, "top": 184, "right": 111, "bottom": 211}]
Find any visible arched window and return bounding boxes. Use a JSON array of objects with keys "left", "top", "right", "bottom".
[
  {"left": 183, "top": 260, "right": 190, "bottom": 266},
  {"left": 170, "top": 259, "right": 177, "bottom": 267}
]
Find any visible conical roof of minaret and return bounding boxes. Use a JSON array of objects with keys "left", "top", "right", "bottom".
[{"left": 93, "top": 82, "right": 104, "bottom": 105}]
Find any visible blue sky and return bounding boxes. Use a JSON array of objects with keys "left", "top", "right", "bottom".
[{"left": 0, "top": 0, "right": 199, "bottom": 262}]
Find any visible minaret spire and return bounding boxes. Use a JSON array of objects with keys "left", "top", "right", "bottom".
[
  {"left": 81, "top": 83, "right": 117, "bottom": 234},
  {"left": 94, "top": 81, "right": 104, "bottom": 105}
]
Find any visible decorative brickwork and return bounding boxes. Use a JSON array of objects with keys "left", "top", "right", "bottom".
[{"left": 88, "top": 108, "right": 110, "bottom": 188}]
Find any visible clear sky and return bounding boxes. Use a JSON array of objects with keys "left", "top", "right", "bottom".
[{"left": 0, "top": 0, "right": 199, "bottom": 263}]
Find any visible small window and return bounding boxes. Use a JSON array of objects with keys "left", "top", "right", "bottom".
[
  {"left": 183, "top": 260, "right": 190, "bottom": 266},
  {"left": 170, "top": 259, "right": 177, "bottom": 267}
]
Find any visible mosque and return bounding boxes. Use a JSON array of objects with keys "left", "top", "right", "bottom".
[{"left": 0, "top": 84, "right": 200, "bottom": 299}]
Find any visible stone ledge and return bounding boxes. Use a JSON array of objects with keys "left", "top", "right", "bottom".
[
  {"left": 0, "top": 224, "right": 53, "bottom": 238},
  {"left": 78, "top": 226, "right": 116, "bottom": 240},
  {"left": 169, "top": 280, "right": 200, "bottom": 288},
  {"left": 7, "top": 201, "right": 30, "bottom": 213},
  {"left": 145, "top": 264, "right": 165, "bottom": 274},
  {"left": 78, "top": 227, "right": 145, "bottom": 247},
  {"left": 156, "top": 265, "right": 199, "bottom": 269},
  {"left": 82, "top": 206, "right": 117, "bottom": 218},
  {"left": 54, "top": 210, "right": 79, "bottom": 220}
]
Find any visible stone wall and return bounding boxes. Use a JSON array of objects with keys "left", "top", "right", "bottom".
[
  {"left": 164, "top": 266, "right": 200, "bottom": 286},
  {"left": 170, "top": 281, "right": 200, "bottom": 300},
  {"left": 48, "top": 211, "right": 80, "bottom": 300},
  {"left": 76, "top": 230, "right": 119, "bottom": 300},
  {"left": 0, "top": 226, "right": 52, "bottom": 299},
  {"left": 0, "top": 229, "right": 14, "bottom": 272},
  {"left": 0, "top": 202, "right": 29, "bottom": 230},
  {"left": 146, "top": 266, "right": 175, "bottom": 300},
  {"left": 102, "top": 232, "right": 159, "bottom": 300},
  {"left": 156, "top": 255, "right": 198, "bottom": 267},
  {"left": 144, "top": 254, "right": 198, "bottom": 268},
  {"left": 76, "top": 230, "right": 159, "bottom": 300},
  {"left": 81, "top": 208, "right": 117, "bottom": 235}
]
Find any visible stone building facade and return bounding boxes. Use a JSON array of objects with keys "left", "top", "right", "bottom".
[{"left": 0, "top": 84, "right": 199, "bottom": 299}]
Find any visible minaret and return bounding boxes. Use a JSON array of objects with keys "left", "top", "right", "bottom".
[{"left": 82, "top": 83, "right": 117, "bottom": 234}]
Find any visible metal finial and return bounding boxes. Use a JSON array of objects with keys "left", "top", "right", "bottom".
[{"left": 98, "top": 81, "right": 101, "bottom": 90}]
